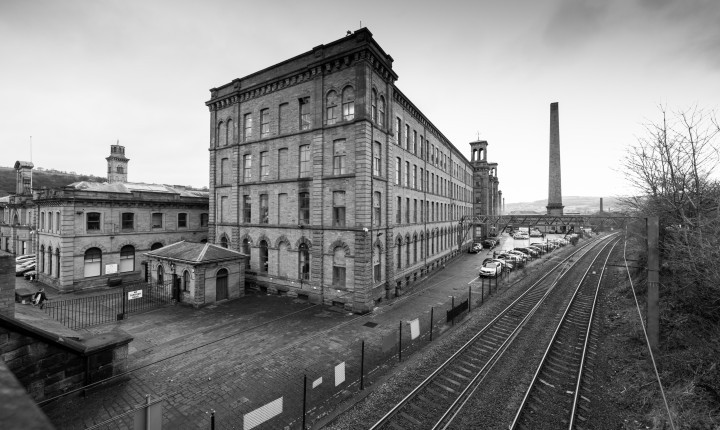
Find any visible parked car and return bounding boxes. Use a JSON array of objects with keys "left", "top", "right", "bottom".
[
  {"left": 468, "top": 242, "right": 483, "bottom": 253},
  {"left": 479, "top": 261, "right": 502, "bottom": 277},
  {"left": 23, "top": 270, "right": 37, "bottom": 280},
  {"left": 16, "top": 261, "right": 36, "bottom": 276},
  {"left": 482, "top": 239, "right": 497, "bottom": 249},
  {"left": 515, "top": 247, "right": 538, "bottom": 257},
  {"left": 497, "top": 252, "right": 521, "bottom": 263},
  {"left": 490, "top": 258, "right": 514, "bottom": 270},
  {"left": 528, "top": 245, "right": 546, "bottom": 255},
  {"left": 506, "top": 250, "right": 528, "bottom": 262}
]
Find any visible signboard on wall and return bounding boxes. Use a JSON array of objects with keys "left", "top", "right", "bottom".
[
  {"left": 128, "top": 290, "right": 143, "bottom": 300},
  {"left": 106, "top": 263, "right": 118, "bottom": 274}
]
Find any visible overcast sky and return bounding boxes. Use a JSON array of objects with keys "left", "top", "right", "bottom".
[{"left": 1, "top": 0, "right": 718, "bottom": 203}]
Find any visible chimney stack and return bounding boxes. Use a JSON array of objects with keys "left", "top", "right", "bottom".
[{"left": 546, "top": 102, "right": 564, "bottom": 216}]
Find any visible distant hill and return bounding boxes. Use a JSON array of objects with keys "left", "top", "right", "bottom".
[
  {"left": 504, "top": 196, "right": 623, "bottom": 214},
  {"left": 0, "top": 166, "right": 106, "bottom": 197}
]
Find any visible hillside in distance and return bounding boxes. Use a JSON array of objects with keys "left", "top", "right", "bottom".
[
  {"left": 504, "top": 196, "right": 622, "bottom": 214},
  {"left": 0, "top": 166, "right": 106, "bottom": 197}
]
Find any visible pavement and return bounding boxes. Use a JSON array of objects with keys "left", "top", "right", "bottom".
[{"left": 15, "top": 233, "right": 568, "bottom": 429}]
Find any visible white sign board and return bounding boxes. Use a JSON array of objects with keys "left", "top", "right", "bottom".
[
  {"left": 128, "top": 290, "right": 143, "bottom": 300},
  {"left": 105, "top": 263, "right": 118, "bottom": 274}
]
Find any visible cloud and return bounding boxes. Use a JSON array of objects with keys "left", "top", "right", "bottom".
[{"left": 543, "top": 0, "right": 611, "bottom": 49}]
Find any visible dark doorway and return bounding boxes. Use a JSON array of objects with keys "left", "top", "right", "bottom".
[{"left": 216, "top": 268, "right": 228, "bottom": 301}]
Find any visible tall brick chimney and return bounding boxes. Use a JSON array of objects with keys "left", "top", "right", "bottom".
[
  {"left": 600, "top": 197, "right": 604, "bottom": 213},
  {"left": 546, "top": 102, "right": 564, "bottom": 216}
]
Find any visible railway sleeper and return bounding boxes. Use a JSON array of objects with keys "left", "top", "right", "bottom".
[
  {"left": 432, "top": 381, "right": 458, "bottom": 394},
  {"left": 398, "top": 411, "right": 422, "bottom": 426},
  {"left": 445, "top": 369, "right": 470, "bottom": 381},
  {"left": 439, "top": 375, "right": 463, "bottom": 387}
]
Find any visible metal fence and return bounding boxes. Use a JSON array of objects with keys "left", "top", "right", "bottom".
[{"left": 43, "top": 280, "right": 175, "bottom": 330}]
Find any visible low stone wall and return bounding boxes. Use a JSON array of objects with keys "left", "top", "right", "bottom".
[
  {"left": 0, "top": 360, "right": 55, "bottom": 430},
  {"left": 0, "top": 313, "right": 132, "bottom": 403}
]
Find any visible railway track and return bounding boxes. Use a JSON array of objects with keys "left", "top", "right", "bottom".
[
  {"left": 509, "top": 238, "right": 620, "bottom": 430},
  {"left": 368, "top": 234, "right": 618, "bottom": 430}
]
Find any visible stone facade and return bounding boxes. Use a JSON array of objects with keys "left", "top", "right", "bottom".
[
  {"left": 205, "top": 29, "right": 495, "bottom": 313},
  {"left": 0, "top": 162, "right": 37, "bottom": 256},
  {"left": 469, "top": 140, "right": 502, "bottom": 238}
]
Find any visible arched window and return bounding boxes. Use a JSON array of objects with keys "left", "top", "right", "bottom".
[
  {"left": 371, "top": 89, "right": 377, "bottom": 123},
  {"left": 396, "top": 237, "right": 402, "bottom": 269},
  {"left": 151, "top": 242, "right": 163, "bottom": 251},
  {"left": 55, "top": 248, "right": 60, "bottom": 278},
  {"left": 299, "top": 243, "right": 309, "bottom": 280},
  {"left": 217, "top": 121, "right": 225, "bottom": 146},
  {"left": 220, "top": 235, "right": 228, "bottom": 249},
  {"left": 47, "top": 246, "right": 53, "bottom": 276},
  {"left": 373, "top": 245, "right": 381, "bottom": 283},
  {"left": 226, "top": 118, "right": 234, "bottom": 145},
  {"left": 326, "top": 90, "right": 338, "bottom": 125},
  {"left": 41, "top": 212, "right": 45, "bottom": 230},
  {"left": 378, "top": 95, "right": 385, "bottom": 128},
  {"left": 413, "top": 234, "right": 418, "bottom": 263},
  {"left": 406, "top": 236, "right": 410, "bottom": 266},
  {"left": 182, "top": 270, "right": 190, "bottom": 292},
  {"left": 242, "top": 238, "right": 251, "bottom": 264},
  {"left": 119, "top": 245, "right": 135, "bottom": 272},
  {"left": 157, "top": 265, "right": 164, "bottom": 285},
  {"left": 84, "top": 247, "right": 101, "bottom": 277},
  {"left": 259, "top": 240, "right": 268, "bottom": 273},
  {"left": 40, "top": 245, "right": 45, "bottom": 272},
  {"left": 342, "top": 86, "right": 354, "bottom": 121},
  {"left": 278, "top": 242, "right": 289, "bottom": 277},
  {"left": 216, "top": 268, "right": 228, "bottom": 300},
  {"left": 332, "top": 246, "right": 346, "bottom": 287},
  {"left": 13, "top": 213, "right": 18, "bottom": 225}
]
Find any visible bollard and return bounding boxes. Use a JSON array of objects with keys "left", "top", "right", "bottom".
[
  {"left": 360, "top": 341, "right": 365, "bottom": 390},
  {"left": 429, "top": 307, "right": 434, "bottom": 342},
  {"left": 398, "top": 321, "right": 403, "bottom": 362},
  {"left": 210, "top": 409, "right": 215, "bottom": 430},
  {"left": 302, "top": 375, "right": 307, "bottom": 429}
]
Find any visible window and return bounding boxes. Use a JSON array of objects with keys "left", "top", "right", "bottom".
[
  {"left": 260, "top": 109, "right": 270, "bottom": 138},
  {"left": 325, "top": 90, "right": 338, "bottom": 125},
  {"left": 378, "top": 96, "right": 385, "bottom": 127},
  {"left": 278, "top": 103, "right": 288, "bottom": 134},
  {"left": 243, "top": 154, "right": 252, "bottom": 182},
  {"left": 243, "top": 195, "right": 251, "bottom": 223},
  {"left": 405, "top": 161, "right": 410, "bottom": 187},
  {"left": 47, "top": 246, "right": 53, "bottom": 276},
  {"left": 157, "top": 265, "right": 164, "bottom": 285},
  {"left": 200, "top": 213, "right": 209, "bottom": 227},
  {"left": 395, "top": 117, "right": 401, "bottom": 145},
  {"left": 412, "top": 165, "right": 417, "bottom": 189},
  {"left": 87, "top": 212, "right": 101, "bottom": 231},
  {"left": 406, "top": 197, "right": 410, "bottom": 223},
  {"left": 397, "top": 238, "right": 402, "bottom": 269},
  {"left": 333, "top": 191, "right": 346, "bottom": 227},
  {"left": 373, "top": 192, "right": 381, "bottom": 227},
  {"left": 152, "top": 212, "right": 163, "bottom": 228},
  {"left": 182, "top": 270, "right": 190, "bottom": 292},
  {"left": 119, "top": 245, "right": 134, "bottom": 273},
  {"left": 221, "top": 157, "right": 230, "bottom": 184},
  {"left": 217, "top": 121, "right": 225, "bottom": 146},
  {"left": 299, "top": 243, "right": 309, "bottom": 280},
  {"left": 395, "top": 157, "right": 401, "bottom": 185},
  {"left": 243, "top": 113, "right": 252, "bottom": 141},
  {"left": 333, "top": 139, "right": 346, "bottom": 175},
  {"left": 151, "top": 242, "right": 163, "bottom": 251},
  {"left": 298, "top": 192, "right": 310, "bottom": 225},
  {"left": 226, "top": 118, "right": 234, "bottom": 145},
  {"left": 259, "top": 240, "right": 269, "bottom": 273},
  {"left": 414, "top": 199, "right": 418, "bottom": 223},
  {"left": 41, "top": 212, "right": 45, "bottom": 230},
  {"left": 40, "top": 245, "right": 45, "bottom": 272},
  {"left": 373, "top": 142, "right": 381, "bottom": 176},
  {"left": 178, "top": 213, "right": 187, "bottom": 228},
  {"left": 260, "top": 194, "right": 269, "bottom": 224},
  {"left": 242, "top": 238, "right": 251, "bottom": 256},
  {"left": 332, "top": 247, "right": 346, "bottom": 288},
  {"left": 342, "top": 86, "right": 354, "bottom": 121},
  {"left": 84, "top": 247, "right": 102, "bottom": 277},
  {"left": 117, "top": 166, "right": 124, "bottom": 174},
  {"left": 406, "top": 124, "right": 410, "bottom": 149},
  {"left": 121, "top": 212, "right": 134, "bottom": 230},
  {"left": 278, "top": 193, "right": 288, "bottom": 223},
  {"left": 396, "top": 196, "right": 402, "bottom": 224},
  {"left": 220, "top": 235, "right": 228, "bottom": 248},
  {"left": 278, "top": 148, "right": 288, "bottom": 179},
  {"left": 299, "top": 97, "right": 311, "bottom": 130},
  {"left": 260, "top": 151, "right": 269, "bottom": 180},
  {"left": 373, "top": 245, "right": 381, "bottom": 282},
  {"left": 56, "top": 212, "right": 60, "bottom": 232},
  {"left": 299, "top": 145, "right": 310, "bottom": 176},
  {"left": 48, "top": 212, "right": 53, "bottom": 231},
  {"left": 412, "top": 130, "right": 417, "bottom": 154},
  {"left": 371, "top": 89, "right": 377, "bottom": 123}
]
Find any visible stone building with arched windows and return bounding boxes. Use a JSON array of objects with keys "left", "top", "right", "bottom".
[{"left": 206, "top": 28, "right": 501, "bottom": 313}]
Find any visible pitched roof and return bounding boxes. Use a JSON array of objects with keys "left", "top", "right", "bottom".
[
  {"left": 144, "top": 241, "right": 245, "bottom": 264},
  {"left": 66, "top": 181, "right": 208, "bottom": 198}
]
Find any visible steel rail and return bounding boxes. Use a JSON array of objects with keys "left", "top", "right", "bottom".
[
  {"left": 509, "top": 237, "right": 619, "bottom": 429},
  {"left": 369, "top": 234, "right": 616, "bottom": 430}
]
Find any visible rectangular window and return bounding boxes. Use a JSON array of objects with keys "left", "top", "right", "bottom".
[
  {"left": 333, "top": 191, "right": 346, "bottom": 227},
  {"left": 299, "top": 97, "right": 311, "bottom": 130},
  {"left": 420, "top": 135, "right": 424, "bottom": 158},
  {"left": 405, "top": 124, "right": 410, "bottom": 149},
  {"left": 278, "top": 103, "right": 288, "bottom": 134},
  {"left": 41, "top": 212, "right": 45, "bottom": 230},
  {"left": 414, "top": 199, "right": 418, "bottom": 223},
  {"left": 221, "top": 157, "right": 230, "bottom": 184},
  {"left": 121, "top": 213, "right": 134, "bottom": 230},
  {"left": 405, "top": 161, "right": 410, "bottom": 187},
  {"left": 326, "top": 104, "right": 338, "bottom": 125},
  {"left": 333, "top": 139, "right": 346, "bottom": 175},
  {"left": 420, "top": 199, "right": 424, "bottom": 222},
  {"left": 413, "top": 130, "right": 417, "bottom": 154},
  {"left": 373, "top": 191, "right": 381, "bottom": 227},
  {"left": 333, "top": 266, "right": 346, "bottom": 288},
  {"left": 260, "top": 151, "right": 269, "bottom": 180},
  {"left": 299, "top": 145, "right": 310, "bottom": 176},
  {"left": 406, "top": 197, "right": 410, "bottom": 223},
  {"left": 87, "top": 212, "right": 101, "bottom": 231},
  {"left": 260, "top": 194, "right": 269, "bottom": 224},
  {"left": 178, "top": 213, "right": 187, "bottom": 228},
  {"left": 200, "top": 213, "right": 209, "bottom": 227},
  {"left": 220, "top": 196, "right": 228, "bottom": 223},
  {"left": 298, "top": 192, "right": 310, "bottom": 225},
  {"left": 243, "top": 195, "right": 251, "bottom": 223},
  {"left": 396, "top": 196, "right": 402, "bottom": 224},
  {"left": 243, "top": 154, "right": 252, "bottom": 182},
  {"left": 260, "top": 109, "right": 270, "bottom": 138},
  {"left": 420, "top": 168, "right": 424, "bottom": 191},
  {"left": 395, "top": 117, "right": 402, "bottom": 146},
  {"left": 278, "top": 148, "right": 288, "bottom": 179},
  {"left": 243, "top": 113, "right": 252, "bottom": 141},
  {"left": 278, "top": 193, "right": 287, "bottom": 224},
  {"left": 56, "top": 212, "right": 60, "bottom": 232},
  {"left": 395, "top": 157, "right": 401, "bottom": 185},
  {"left": 152, "top": 213, "right": 163, "bottom": 229},
  {"left": 373, "top": 142, "right": 381, "bottom": 176},
  {"left": 342, "top": 96, "right": 354, "bottom": 121},
  {"left": 412, "top": 164, "right": 417, "bottom": 189},
  {"left": 48, "top": 212, "right": 53, "bottom": 231}
]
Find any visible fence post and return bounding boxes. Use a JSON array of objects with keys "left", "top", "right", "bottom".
[
  {"left": 398, "top": 321, "right": 402, "bottom": 363},
  {"left": 451, "top": 296, "right": 455, "bottom": 326},
  {"left": 429, "top": 307, "right": 434, "bottom": 342},
  {"left": 122, "top": 284, "right": 127, "bottom": 320},
  {"left": 302, "top": 374, "right": 307, "bottom": 430},
  {"left": 360, "top": 340, "right": 365, "bottom": 390},
  {"left": 210, "top": 409, "right": 215, "bottom": 430}
]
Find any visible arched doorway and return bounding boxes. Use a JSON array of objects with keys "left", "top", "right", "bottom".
[{"left": 216, "top": 268, "right": 228, "bottom": 301}]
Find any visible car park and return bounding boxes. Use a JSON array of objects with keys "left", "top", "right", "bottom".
[
  {"left": 506, "top": 250, "right": 528, "bottom": 262},
  {"left": 479, "top": 261, "right": 502, "bottom": 277}
]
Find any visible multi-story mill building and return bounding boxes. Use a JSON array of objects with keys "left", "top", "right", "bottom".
[
  {"left": 205, "top": 28, "right": 501, "bottom": 313},
  {"left": 0, "top": 161, "right": 37, "bottom": 256}
]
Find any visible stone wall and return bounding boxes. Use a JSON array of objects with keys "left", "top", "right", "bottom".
[{"left": 0, "top": 251, "right": 15, "bottom": 317}]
